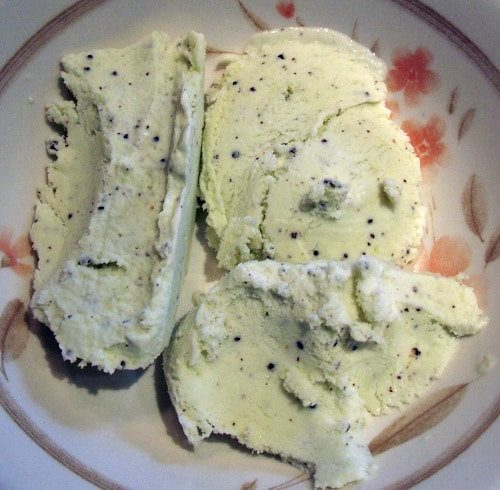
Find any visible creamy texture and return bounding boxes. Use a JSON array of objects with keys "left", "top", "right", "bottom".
[
  {"left": 201, "top": 28, "right": 425, "bottom": 270},
  {"left": 30, "top": 31, "right": 205, "bottom": 372},
  {"left": 165, "top": 257, "right": 487, "bottom": 488}
]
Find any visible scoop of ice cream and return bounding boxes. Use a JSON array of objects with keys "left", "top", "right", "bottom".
[
  {"left": 200, "top": 27, "right": 426, "bottom": 270},
  {"left": 164, "top": 257, "right": 486, "bottom": 488},
  {"left": 30, "top": 31, "right": 205, "bottom": 372}
]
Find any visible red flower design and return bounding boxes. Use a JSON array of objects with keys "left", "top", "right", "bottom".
[
  {"left": 427, "top": 235, "right": 472, "bottom": 277},
  {"left": 386, "top": 46, "right": 440, "bottom": 106},
  {"left": 276, "top": 1, "right": 295, "bottom": 18},
  {"left": 0, "top": 229, "right": 33, "bottom": 276},
  {"left": 416, "top": 237, "right": 486, "bottom": 306},
  {"left": 402, "top": 115, "right": 447, "bottom": 168}
]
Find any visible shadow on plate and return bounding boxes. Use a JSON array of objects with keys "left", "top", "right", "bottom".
[
  {"left": 194, "top": 203, "right": 225, "bottom": 283},
  {"left": 153, "top": 354, "right": 194, "bottom": 451},
  {"left": 27, "top": 314, "right": 145, "bottom": 394}
]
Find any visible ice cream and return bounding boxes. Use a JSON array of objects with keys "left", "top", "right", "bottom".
[
  {"left": 164, "top": 257, "right": 487, "bottom": 488},
  {"left": 200, "top": 28, "right": 426, "bottom": 270},
  {"left": 30, "top": 31, "right": 205, "bottom": 372}
]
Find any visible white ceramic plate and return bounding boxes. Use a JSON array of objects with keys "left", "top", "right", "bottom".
[{"left": 0, "top": 1, "right": 498, "bottom": 489}]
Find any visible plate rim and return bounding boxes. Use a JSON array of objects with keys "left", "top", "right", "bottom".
[{"left": 0, "top": 1, "right": 498, "bottom": 489}]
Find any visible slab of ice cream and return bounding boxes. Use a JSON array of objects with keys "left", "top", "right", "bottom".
[
  {"left": 200, "top": 28, "right": 426, "bottom": 270},
  {"left": 30, "top": 31, "right": 205, "bottom": 372},
  {"left": 164, "top": 257, "right": 487, "bottom": 488}
]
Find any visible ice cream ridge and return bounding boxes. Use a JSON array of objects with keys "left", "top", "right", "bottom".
[
  {"left": 30, "top": 31, "right": 206, "bottom": 372},
  {"left": 164, "top": 257, "right": 487, "bottom": 489},
  {"left": 201, "top": 27, "right": 426, "bottom": 270}
]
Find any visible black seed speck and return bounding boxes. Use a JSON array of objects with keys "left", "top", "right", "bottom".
[
  {"left": 290, "top": 231, "right": 298, "bottom": 239},
  {"left": 313, "top": 250, "right": 319, "bottom": 256},
  {"left": 231, "top": 150, "right": 240, "bottom": 159},
  {"left": 267, "top": 362, "right": 275, "bottom": 371},
  {"left": 296, "top": 340, "right": 304, "bottom": 350},
  {"left": 152, "top": 136, "right": 160, "bottom": 142},
  {"left": 412, "top": 347, "right": 422, "bottom": 357},
  {"left": 277, "top": 53, "right": 285, "bottom": 60},
  {"left": 111, "top": 70, "right": 118, "bottom": 76},
  {"left": 234, "top": 336, "right": 241, "bottom": 342},
  {"left": 67, "top": 213, "right": 73, "bottom": 219}
]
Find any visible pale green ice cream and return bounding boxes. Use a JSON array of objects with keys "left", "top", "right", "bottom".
[
  {"left": 200, "top": 28, "right": 426, "bottom": 270},
  {"left": 164, "top": 257, "right": 487, "bottom": 488},
  {"left": 30, "top": 31, "right": 205, "bottom": 372}
]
